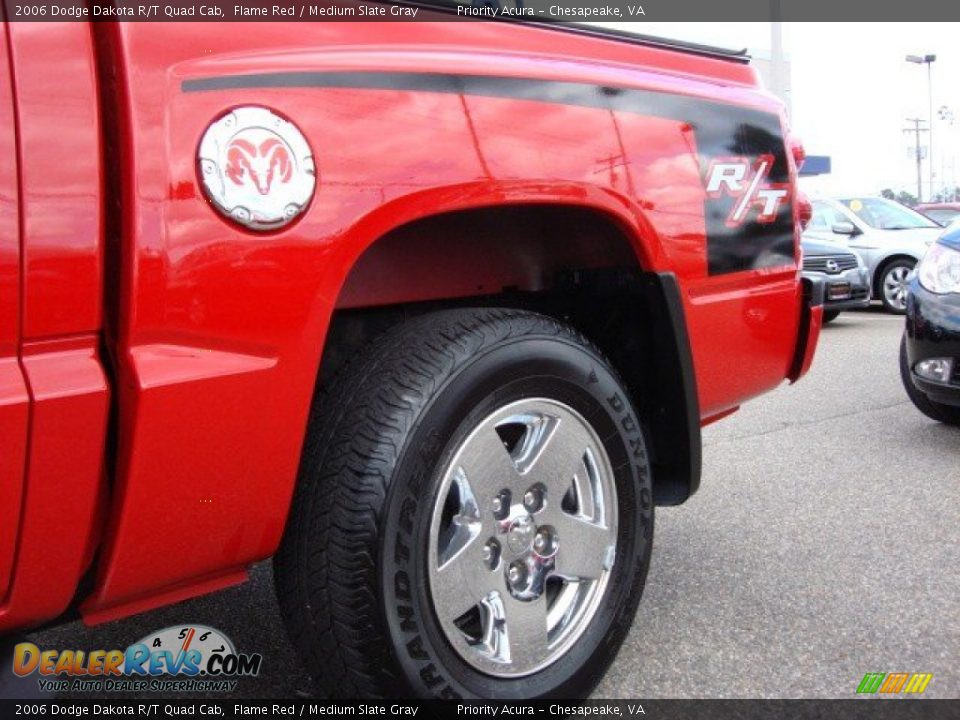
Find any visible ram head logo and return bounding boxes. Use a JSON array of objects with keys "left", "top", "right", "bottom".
[
  {"left": 199, "top": 106, "right": 316, "bottom": 231},
  {"left": 224, "top": 136, "right": 294, "bottom": 196}
]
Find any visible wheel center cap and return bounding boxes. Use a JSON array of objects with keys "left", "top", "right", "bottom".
[{"left": 505, "top": 515, "right": 535, "bottom": 555}]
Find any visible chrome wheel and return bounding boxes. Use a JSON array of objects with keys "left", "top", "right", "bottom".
[
  {"left": 428, "top": 398, "right": 617, "bottom": 678},
  {"left": 882, "top": 264, "right": 912, "bottom": 312}
]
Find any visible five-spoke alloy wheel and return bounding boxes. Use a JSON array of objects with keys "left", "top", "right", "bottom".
[
  {"left": 276, "top": 309, "right": 654, "bottom": 698},
  {"left": 429, "top": 398, "right": 617, "bottom": 677}
]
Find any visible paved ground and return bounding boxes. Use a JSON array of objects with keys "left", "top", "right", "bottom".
[
  {"left": 596, "top": 308, "right": 958, "bottom": 698},
  {"left": 7, "top": 308, "right": 959, "bottom": 699}
]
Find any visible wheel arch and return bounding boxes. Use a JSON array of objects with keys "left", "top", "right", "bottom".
[
  {"left": 316, "top": 195, "right": 701, "bottom": 506},
  {"left": 873, "top": 253, "right": 919, "bottom": 298}
]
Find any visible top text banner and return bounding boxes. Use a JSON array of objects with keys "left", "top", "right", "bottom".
[{"left": 4, "top": 0, "right": 960, "bottom": 22}]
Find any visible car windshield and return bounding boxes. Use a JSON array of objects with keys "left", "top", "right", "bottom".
[
  {"left": 839, "top": 198, "right": 939, "bottom": 230},
  {"left": 922, "top": 208, "right": 960, "bottom": 224}
]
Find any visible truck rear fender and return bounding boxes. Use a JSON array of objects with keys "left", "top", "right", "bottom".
[{"left": 326, "top": 197, "right": 700, "bottom": 506}]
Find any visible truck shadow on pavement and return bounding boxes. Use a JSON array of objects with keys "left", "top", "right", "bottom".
[{"left": 19, "top": 563, "right": 313, "bottom": 700}]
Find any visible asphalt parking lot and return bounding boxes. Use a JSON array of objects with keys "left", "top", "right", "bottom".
[{"left": 6, "top": 308, "right": 958, "bottom": 700}]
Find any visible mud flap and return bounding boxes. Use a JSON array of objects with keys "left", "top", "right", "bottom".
[{"left": 789, "top": 277, "right": 825, "bottom": 383}]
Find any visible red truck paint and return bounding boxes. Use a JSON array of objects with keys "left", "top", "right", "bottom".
[
  {"left": 0, "top": 14, "right": 820, "bottom": 632},
  {"left": 0, "top": 22, "right": 27, "bottom": 604},
  {"left": 1, "top": 21, "right": 109, "bottom": 630}
]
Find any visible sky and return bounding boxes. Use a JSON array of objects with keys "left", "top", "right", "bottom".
[{"left": 593, "top": 22, "right": 960, "bottom": 200}]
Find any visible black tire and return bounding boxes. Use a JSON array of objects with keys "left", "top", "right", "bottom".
[
  {"left": 878, "top": 259, "right": 916, "bottom": 314},
  {"left": 822, "top": 310, "right": 841, "bottom": 324},
  {"left": 274, "top": 308, "right": 654, "bottom": 699},
  {"left": 899, "top": 335, "right": 960, "bottom": 426}
]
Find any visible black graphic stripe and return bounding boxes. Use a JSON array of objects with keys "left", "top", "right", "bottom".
[
  {"left": 182, "top": 71, "right": 793, "bottom": 275},
  {"left": 184, "top": 71, "right": 741, "bottom": 121}
]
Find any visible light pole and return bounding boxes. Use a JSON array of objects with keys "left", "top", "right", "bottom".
[{"left": 907, "top": 54, "right": 936, "bottom": 200}]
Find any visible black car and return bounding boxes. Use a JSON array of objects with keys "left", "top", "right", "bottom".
[{"left": 900, "top": 225, "right": 960, "bottom": 425}]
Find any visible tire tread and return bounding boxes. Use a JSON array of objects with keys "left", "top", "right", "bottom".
[{"left": 274, "top": 309, "right": 601, "bottom": 697}]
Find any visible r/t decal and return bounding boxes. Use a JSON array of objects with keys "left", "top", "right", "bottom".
[{"left": 705, "top": 154, "right": 790, "bottom": 227}]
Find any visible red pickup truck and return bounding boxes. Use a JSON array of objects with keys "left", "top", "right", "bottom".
[{"left": 0, "top": 10, "right": 820, "bottom": 699}]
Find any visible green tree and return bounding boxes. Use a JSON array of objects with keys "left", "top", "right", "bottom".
[
  {"left": 895, "top": 191, "right": 918, "bottom": 207},
  {"left": 933, "top": 187, "right": 960, "bottom": 203}
]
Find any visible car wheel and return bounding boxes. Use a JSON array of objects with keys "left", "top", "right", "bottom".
[
  {"left": 879, "top": 259, "right": 915, "bottom": 314},
  {"left": 822, "top": 310, "right": 841, "bottom": 324},
  {"left": 899, "top": 335, "right": 960, "bottom": 426},
  {"left": 274, "top": 308, "right": 654, "bottom": 698}
]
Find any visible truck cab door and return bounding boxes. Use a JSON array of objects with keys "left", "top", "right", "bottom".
[
  {"left": 0, "top": 18, "right": 30, "bottom": 606},
  {"left": 0, "top": 21, "right": 109, "bottom": 632}
]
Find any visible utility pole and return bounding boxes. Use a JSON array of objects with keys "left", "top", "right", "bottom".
[
  {"left": 904, "top": 118, "right": 928, "bottom": 202},
  {"left": 906, "top": 54, "right": 936, "bottom": 200},
  {"left": 928, "top": 60, "right": 934, "bottom": 200}
]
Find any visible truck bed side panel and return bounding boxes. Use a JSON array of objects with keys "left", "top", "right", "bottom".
[{"left": 83, "top": 20, "right": 799, "bottom": 620}]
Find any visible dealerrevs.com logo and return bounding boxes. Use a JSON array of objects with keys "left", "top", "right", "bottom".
[{"left": 12, "top": 625, "right": 262, "bottom": 693}]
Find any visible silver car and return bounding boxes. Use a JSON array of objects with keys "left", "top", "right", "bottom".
[
  {"left": 803, "top": 197, "right": 941, "bottom": 313},
  {"left": 800, "top": 237, "right": 871, "bottom": 323}
]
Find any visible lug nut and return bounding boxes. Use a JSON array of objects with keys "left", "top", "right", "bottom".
[
  {"left": 508, "top": 562, "right": 526, "bottom": 586},
  {"left": 533, "top": 526, "right": 557, "bottom": 557},
  {"left": 523, "top": 486, "right": 544, "bottom": 513},
  {"left": 482, "top": 539, "right": 500, "bottom": 569}
]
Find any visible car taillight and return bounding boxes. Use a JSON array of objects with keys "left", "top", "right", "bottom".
[
  {"left": 789, "top": 136, "right": 806, "bottom": 171},
  {"left": 796, "top": 190, "right": 813, "bottom": 231}
]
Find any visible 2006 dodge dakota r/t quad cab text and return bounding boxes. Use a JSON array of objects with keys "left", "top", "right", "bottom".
[{"left": 0, "top": 5, "right": 822, "bottom": 699}]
